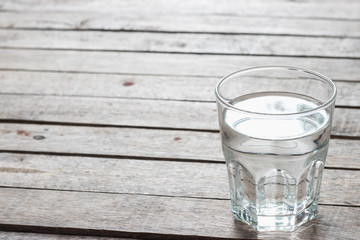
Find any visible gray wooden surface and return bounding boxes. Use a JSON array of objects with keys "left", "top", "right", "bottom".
[{"left": 0, "top": 0, "right": 359, "bottom": 239}]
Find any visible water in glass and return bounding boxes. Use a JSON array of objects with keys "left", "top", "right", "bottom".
[{"left": 221, "top": 92, "right": 331, "bottom": 231}]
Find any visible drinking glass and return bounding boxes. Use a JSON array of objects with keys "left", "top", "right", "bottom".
[{"left": 215, "top": 66, "right": 337, "bottom": 231}]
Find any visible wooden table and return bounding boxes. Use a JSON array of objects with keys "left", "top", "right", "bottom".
[{"left": 0, "top": 0, "right": 359, "bottom": 239}]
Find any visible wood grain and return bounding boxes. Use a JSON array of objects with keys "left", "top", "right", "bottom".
[
  {"left": 0, "top": 95, "right": 219, "bottom": 131},
  {"left": 0, "top": 0, "right": 359, "bottom": 239},
  {"left": 0, "top": 153, "right": 358, "bottom": 206},
  {"left": 0, "top": 187, "right": 358, "bottom": 239},
  {"left": 0, "top": 71, "right": 359, "bottom": 106},
  {"left": 0, "top": 71, "right": 219, "bottom": 101},
  {"left": 0, "top": 124, "right": 358, "bottom": 169},
  {"left": 2, "top": 12, "right": 359, "bottom": 38},
  {"left": 0, "top": 95, "right": 358, "bottom": 137},
  {"left": 0, "top": 49, "right": 359, "bottom": 81},
  {"left": 1, "top": 1, "right": 360, "bottom": 38},
  {"left": 1, "top": 30, "right": 360, "bottom": 58},
  {"left": 2, "top": 0, "right": 359, "bottom": 20},
  {"left": 0, "top": 231, "right": 128, "bottom": 240}
]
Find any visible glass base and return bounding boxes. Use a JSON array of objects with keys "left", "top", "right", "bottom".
[{"left": 232, "top": 201, "right": 318, "bottom": 232}]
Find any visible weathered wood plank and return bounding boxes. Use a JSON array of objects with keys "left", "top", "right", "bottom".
[
  {"left": 0, "top": 71, "right": 219, "bottom": 101},
  {"left": 0, "top": 153, "right": 358, "bottom": 206},
  {"left": 1, "top": 0, "right": 360, "bottom": 39},
  {"left": 0, "top": 124, "right": 358, "bottom": 169},
  {"left": 0, "top": 49, "right": 359, "bottom": 81},
  {"left": 2, "top": 12, "right": 359, "bottom": 38},
  {"left": 0, "top": 95, "right": 358, "bottom": 137},
  {"left": 2, "top": 0, "right": 359, "bottom": 20},
  {"left": 0, "top": 95, "right": 219, "bottom": 131},
  {"left": 0, "top": 188, "right": 358, "bottom": 239},
  {"left": 331, "top": 108, "right": 360, "bottom": 137},
  {"left": 0, "top": 1, "right": 357, "bottom": 239},
  {"left": 0, "top": 231, "right": 128, "bottom": 240},
  {"left": 0, "top": 71, "right": 358, "bottom": 106},
  {"left": 1, "top": 30, "right": 360, "bottom": 58}
]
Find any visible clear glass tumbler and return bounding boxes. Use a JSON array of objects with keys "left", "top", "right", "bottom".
[{"left": 215, "top": 66, "right": 337, "bottom": 232}]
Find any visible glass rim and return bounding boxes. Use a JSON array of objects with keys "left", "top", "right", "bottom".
[{"left": 215, "top": 65, "right": 337, "bottom": 118}]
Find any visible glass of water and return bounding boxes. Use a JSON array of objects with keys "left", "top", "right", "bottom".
[{"left": 215, "top": 66, "right": 336, "bottom": 232}]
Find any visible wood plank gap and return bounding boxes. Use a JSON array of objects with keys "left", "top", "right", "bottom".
[
  {"left": 1, "top": 46, "right": 359, "bottom": 60},
  {"left": 0, "top": 119, "right": 359, "bottom": 139},
  {"left": 0, "top": 149, "right": 358, "bottom": 171},
  {"left": 0, "top": 231, "right": 130, "bottom": 240},
  {"left": 0, "top": 68, "right": 358, "bottom": 82},
  {"left": 0, "top": 119, "right": 220, "bottom": 133},
  {"left": 0, "top": 224, "right": 224, "bottom": 240},
  {"left": 1, "top": 119, "right": 360, "bottom": 140},
  {"left": 0, "top": 92, "right": 359, "bottom": 107},
  {"left": 330, "top": 135, "right": 360, "bottom": 140},
  {"left": 333, "top": 105, "right": 360, "bottom": 109},
  {"left": 0, "top": 92, "right": 216, "bottom": 103},
  {"left": 321, "top": 166, "right": 360, "bottom": 171},
  {"left": 0, "top": 150, "right": 225, "bottom": 165},
  {"left": 313, "top": 203, "right": 360, "bottom": 208},
  {"left": 333, "top": 79, "right": 360, "bottom": 83},
  {"left": 3, "top": 27, "right": 360, "bottom": 39},
  {"left": 0, "top": 185, "right": 229, "bottom": 201},
  {"left": 0, "top": 68, "right": 219, "bottom": 79},
  {"left": 0, "top": 185, "right": 358, "bottom": 208}
]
